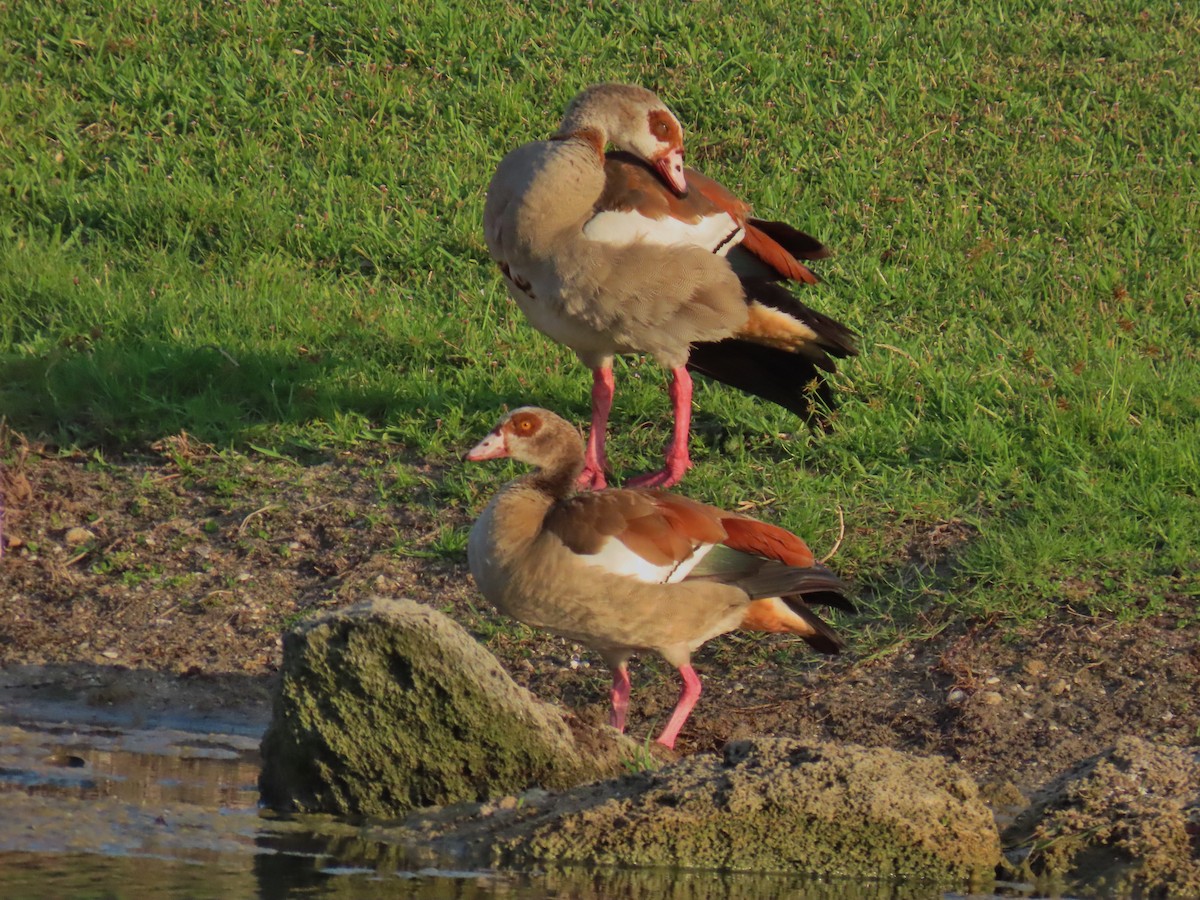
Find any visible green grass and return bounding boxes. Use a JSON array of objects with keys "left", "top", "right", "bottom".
[{"left": 1, "top": 0, "right": 1197, "bottom": 638}]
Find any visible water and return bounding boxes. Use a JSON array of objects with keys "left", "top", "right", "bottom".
[{"left": 0, "top": 714, "right": 1043, "bottom": 899}]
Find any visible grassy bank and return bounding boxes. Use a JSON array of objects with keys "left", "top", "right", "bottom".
[{"left": 2, "top": 0, "right": 1197, "bottom": 640}]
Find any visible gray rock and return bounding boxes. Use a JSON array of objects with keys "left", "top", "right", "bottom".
[
  {"left": 481, "top": 737, "right": 1001, "bottom": 884},
  {"left": 258, "top": 597, "right": 637, "bottom": 817},
  {"left": 258, "top": 599, "right": 1001, "bottom": 885},
  {"left": 1006, "top": 736, "right": 1200, "bottom": 896}
]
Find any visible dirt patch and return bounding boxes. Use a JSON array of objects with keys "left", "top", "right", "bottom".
[
  {"left": 0, "top": 431, "right": 473, "bottom": 676},
  {"left": 2, "top": 432, "right": 1198, "bottom": 805}
]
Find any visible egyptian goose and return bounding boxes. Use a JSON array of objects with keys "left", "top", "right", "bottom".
[
  {"left": 465, "top": 406, "right": 853, "bottom": 750},
  {"left": 483, "top": 83, "right": 858, "bottom": 489}
]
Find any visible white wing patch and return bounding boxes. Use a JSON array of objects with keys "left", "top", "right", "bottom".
[
  {"left": 583, "top": 209, "right": 744, "bottom": 257},
  {"left": 666, "top": 542, "right": 716, "bottom": 583},
  {"left": 576, "top": 537, "right": 718, "bottom": 584},
  {"left": 578, "top": 539, "right": 675, "bottom": 582}
]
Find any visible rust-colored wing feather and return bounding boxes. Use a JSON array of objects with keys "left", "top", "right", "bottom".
[
  {"left": 685, "top": 168, "right": 751, "bottom": 224},
  {"left": 647, "top": 492, "right": 729, "bottom": 544},
  {"left": 618, "top": 506, "right": 694, "bottom": 565},
  {"left": 747, "top": 217, "right": 831, "bottom": 261},
  {"left": 718, "top": 517, "right": 816, "bottom": 568},
  {"left": 740, "top": 224, "right": 821, "bottom": 285}
]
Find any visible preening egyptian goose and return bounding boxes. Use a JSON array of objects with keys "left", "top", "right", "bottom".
[
  {"left": 483, "top": 83, "right": 858, "bottom": 489},
  {"left": 466, "top": 407, "right": 853, "bottom": 750}
]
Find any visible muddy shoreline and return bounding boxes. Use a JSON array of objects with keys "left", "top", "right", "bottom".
[{"left": 2, "top": 440, "right": 1198, "bottom": 892}]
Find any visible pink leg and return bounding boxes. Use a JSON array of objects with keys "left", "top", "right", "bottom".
[
  {"left": 654, "top": 664, "right": 702, "bottom": 749},
  {"left": 579, "top": 366, "right": 614, "bottom": 490},
  {"left": 625, "top": 366, "right": 693, "bottom": 488},
  {"left": 609, "top": 664, "right": 631, "bottom": 733}
]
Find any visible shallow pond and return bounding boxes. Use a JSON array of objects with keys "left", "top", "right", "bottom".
[{"left": 0, "top": 704, "right": 1060, "bottom": 899}]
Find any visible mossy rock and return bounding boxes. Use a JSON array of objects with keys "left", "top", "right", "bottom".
[
  {"left": 489, "top": 737, "right": 1000, "bottom": 885},
  {"left": 259, "top": 597, "right": 635, "bottom": 817},
  {"left": 1009, "top": 736, "right": 1200, "bottom": 897}
]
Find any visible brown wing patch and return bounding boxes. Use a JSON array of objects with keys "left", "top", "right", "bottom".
[
  {"left": 649, "top": 492, "right": 729, "bottom": 544},
  {"left": 720, "top": 517, "right": 816, "bottom": 568},
  {"left": 545, "top": 489, "right": 712, "bottom": 566},
  {"left": 617, "top": 488, "right": 739, "bottom": 565},
  {"left": 618, "top": 507, "right": 694, "bottom": 565},
  {"left": 600, "top": 153, "right": 739, "bottom": 225},
  {"left": 741, "top": 223, "right": 820, "bottom": 284},
  {"left": 545, "top": 492, "right": 653, "bottom": 555},
  {"left": 737, "top": 301, "right": 821, "bottom": 350}
]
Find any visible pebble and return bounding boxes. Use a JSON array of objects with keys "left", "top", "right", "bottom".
[
  {"left": 65, "top": 527, "right": 95, "bottom": 546},
  {"left": 979, "top": 691, "right": 1004, "bottom": 706},
  {"left": 1023, "top": 659, "right": 1047, "bottom": 677},
  {"left": 947, "top": 688, "right": 968, "bottom": 705},
  {"left": 1048, "top": 678, "right": 1070, "bottom": 696}
]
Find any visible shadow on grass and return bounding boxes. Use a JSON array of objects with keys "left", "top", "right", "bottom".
[{"left": 0, "top": 337, "right": 550, "bottom": 453}]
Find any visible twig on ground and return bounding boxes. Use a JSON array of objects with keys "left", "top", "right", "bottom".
[
  {"left": 820, "top": 506, "right": 845, "bottom": 564},
  {"left": 239, "top": 505, "right": 280, "bottom": 535}
]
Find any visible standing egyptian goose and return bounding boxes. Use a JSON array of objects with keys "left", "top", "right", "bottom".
[
  {"left": 466, "top": 407, "right": 853, "bottom": 750},
  {"left": 483, "top": 83, "right": 858, "bottom": 489}
]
